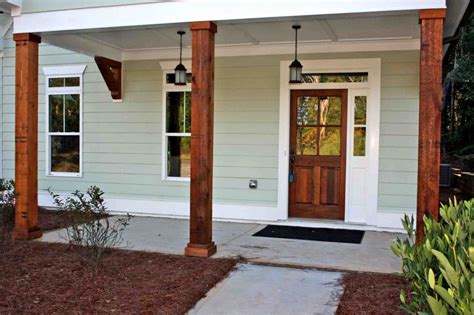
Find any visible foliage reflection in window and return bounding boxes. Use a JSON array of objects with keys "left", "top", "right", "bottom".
[
  {"left": 353, "top": 96, "right": 367, "bottom": 156},
  {"left": 302, "top": 72, "right": 368, "bottom": 84},
  {"left": 166, "top": 91, "right": 191, "bottom": 178},
  {"left": 296, "top": 96, "right": 342, "bottom": 156}
]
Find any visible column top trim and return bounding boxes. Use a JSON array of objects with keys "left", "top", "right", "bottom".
[
  {"left": 13, "top": 33, "right": 41, "bottom": 43},
  {"left": 190, "top": 21, "right": 217, "bottom": 33},
  {"left": 419, "top": 9, "right": 447, "bottom": 21}
]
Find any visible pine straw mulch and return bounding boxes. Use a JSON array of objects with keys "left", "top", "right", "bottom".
[
  {"left": 336, "top": 271, "right": 410, "bottom": 315},
  {"left": 0, "top": 241, "right": 236, "bottom": 314}
]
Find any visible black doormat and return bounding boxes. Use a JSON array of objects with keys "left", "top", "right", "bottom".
[{"left": 253, "top": 225, "right": 365, "bottom": 244}]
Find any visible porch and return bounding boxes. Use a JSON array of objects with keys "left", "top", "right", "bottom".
[
  {"left": 8, "top": 0, "right": 455, "bottom": 258},
  {"left": 40, "top": 216, "right": 404, "bottom": 273}
]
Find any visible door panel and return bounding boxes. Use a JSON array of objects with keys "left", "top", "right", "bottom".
[{"left": 289, "top": 89, "right": 347, "bottom": 220}]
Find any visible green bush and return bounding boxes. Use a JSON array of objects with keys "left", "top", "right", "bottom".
[
  {"left": 49, "top": 186, "right": 132, "bottom": 270},
  {"left": 391, "top": 199, "right": 474, "bottom": 314},
  {"left": 0, "top": 179, "right": 16, "bottom": 248}
]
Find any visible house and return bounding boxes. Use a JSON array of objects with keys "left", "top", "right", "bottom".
[{"left": 1, "top": 0, "right": 469, "bottom": 256}]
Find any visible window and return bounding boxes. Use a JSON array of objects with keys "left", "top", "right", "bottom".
[
  {"left": 163, "top": 71, "right": 192, "bottom": 180},
  {"left": 302, "top": 72, "right": 368, "bottom": 84},
  {"left": 353, "top": 96, "right": 367, "bottom": 156},
  {"left": 44, "top": 65, "right": 86, "bottom": 176}
]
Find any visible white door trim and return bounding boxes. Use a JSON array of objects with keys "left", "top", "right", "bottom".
[{"left": 278, "top": 58, "right": 381, "bottom": 224}]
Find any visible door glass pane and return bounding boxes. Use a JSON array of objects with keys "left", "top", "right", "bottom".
[
  {"left": 296, "top": 127, "right": 317, "bottom": 155},
  {"left": 49, "top": 95, "right": 64, "bottom": 132},
  {"left": 167, "top": 136, "right": 191, "bottom": 177},
  {"left": 65, "top": 94, "right": 80, "bottom": 132},
  {"left": 166, "top": 92, "right": 191, "bottom": 133},
  {"left": 319, "top": 96, "right": 341, "bottom": 125},
  {"left": 297, "top": 96, "right": 318, "bottom": 125},
  {"left": 354, "top": 96, "right": 367, "bottom": 125},
  {"left": 51, "top": 136, "right": 80, "bottom": 173},
  {"left": 354, "top": 127, "right": 366, "bottom": 156},
  {"left": 319, "top": 127, "right": 341, "bottom": 156}
]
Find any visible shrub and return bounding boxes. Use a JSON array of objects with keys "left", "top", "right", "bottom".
[
  {"left": 391, "top": 199, "right": 474, "bottom": 314},
  {"left": 0, "top": 179, "right": 16, "bottom": 252},
  {"left": 49, "top": 186, "right": 132, "bottom": 270}
]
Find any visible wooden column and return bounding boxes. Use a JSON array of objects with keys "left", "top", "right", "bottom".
[
  {"left": 12, "top": 33, "right": 42, "bottom": 240},
  {"left": 416, "top": 9, "right": 446, "bottom": 241},
  {"left": 185, "top": 21, "right": 217, "bottom": 257}
]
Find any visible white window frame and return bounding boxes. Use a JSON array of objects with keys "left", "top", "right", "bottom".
[
  {"left": 43, "top": 65, "right": 87, "bottom": 177},
  {"left": 160, "top": 61, "right": 192, "bottom": 182}
]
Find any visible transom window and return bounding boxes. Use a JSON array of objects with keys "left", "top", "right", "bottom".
[
  {"left": 44, "top": 65, "right": 86, "bottom": 177},
  {"left": 302, "top": 72, "right": 368, "bottom": 84},
  {"left": 163, "top": 71, "right": 192, "bottom": 180}
]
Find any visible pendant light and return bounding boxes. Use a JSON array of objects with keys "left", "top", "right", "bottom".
[
  {"left": 289, "top": 25, "right": 303, "bottom": 84},
  {"left": 174, "top": 30, "right": 187, "bottom": 85}
]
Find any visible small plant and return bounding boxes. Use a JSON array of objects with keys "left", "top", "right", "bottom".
[
  {"left": 49, "top": 186, "right": 132, "bottom": 270},
  {"left": 391, "top": 199, "right": 473, "bottom": 314},
  {"left": 0, "top": 179, "right": 16, "bottom": 254}
]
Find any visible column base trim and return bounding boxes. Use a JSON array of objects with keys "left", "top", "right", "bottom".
[
  {"left": 12, "top": 226, "right": 43, "bottom": 240},
  {"left": 185, "top": 242, "right": 217, "bottom": 257}
]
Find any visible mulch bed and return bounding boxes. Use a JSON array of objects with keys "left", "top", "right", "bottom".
[
  {"left": 38, "top": 207, "right": 106, "bottom": 231},
  {"left": 336, "top": 272, "right": 409, "bottom": 315},
  {"left": 0, "top": 242, "right": 236, "bottom": 314}
]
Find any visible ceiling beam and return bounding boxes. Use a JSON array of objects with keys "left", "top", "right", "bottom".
[
  {"left": 229, "top": 24, "right": 260, "bottom": 44},
  {"left": 318, "top": 19, "right": 338, "bottom": 41}
]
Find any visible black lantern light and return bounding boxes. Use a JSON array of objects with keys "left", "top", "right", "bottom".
[
  {"left": 289, "top": 25, "right": 303, "bottom": 83},
  {"left": 174, "top": 30, "right": 187, "bottom": 85}
]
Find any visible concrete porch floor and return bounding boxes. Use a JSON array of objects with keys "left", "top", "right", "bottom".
[{"left": 40, "top": 216, "right": 404, "bottom": 273}]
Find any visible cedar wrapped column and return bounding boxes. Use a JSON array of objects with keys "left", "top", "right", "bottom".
[
  {"left": 416, "top": 9, "right": 446, "bottom": 241},
  {"left": 12, "top": 33, "right": 42, "bottom": 240},
  {"left": 185, "top": 21, "right": 217, "bottom": 257}
]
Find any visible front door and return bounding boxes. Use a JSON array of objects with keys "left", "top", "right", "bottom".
[{"left": 289, "top": 89, "right": 347, "bottom": 220}]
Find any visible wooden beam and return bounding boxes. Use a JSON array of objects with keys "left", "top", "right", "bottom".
[
  {"left": 416, "top": 9, "right": 446, "bottom": 242},
  {"left": 12, "top": 33, "right": 42, "bottom": 240},
  {"left": 185, "top": 21, "right": 217, "bottom": 258},
  {"left": 95, "top": 56, "right": 122, "bottom": 100}
]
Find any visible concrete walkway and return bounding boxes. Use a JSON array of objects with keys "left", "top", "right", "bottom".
[
  {"left": 189, "top": 263, "right": 343, "bottom": 315},
  {"left": 40, "top": 216, "right": 404, "bottom": 273}
]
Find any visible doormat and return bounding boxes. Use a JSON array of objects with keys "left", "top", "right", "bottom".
[{"left": 253, "top": 225, "right": 365, "bottom": 244}]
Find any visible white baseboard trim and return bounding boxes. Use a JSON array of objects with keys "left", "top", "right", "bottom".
[{"left": 38, "top": 192, "right": 408, "bottom": 233}]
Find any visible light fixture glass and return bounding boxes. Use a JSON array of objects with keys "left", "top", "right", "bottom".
[
  {"left": 289, "top": 25, "right": 303, "bottom": 84},
  {"left": 175, "top": 30, "right": 187, "bottom": 85}
]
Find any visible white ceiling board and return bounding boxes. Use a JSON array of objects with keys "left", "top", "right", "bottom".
[{"left": 327, "top": 14, "right": 419, "bottom": 40}]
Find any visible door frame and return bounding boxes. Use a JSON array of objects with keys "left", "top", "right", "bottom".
[{"left": 278, "top": 58, "right": 381, "bottom": 225}]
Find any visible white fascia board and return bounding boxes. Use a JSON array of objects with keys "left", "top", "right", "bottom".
[{"left": 13, "top": 0, "right": 446, "bottom": 34}]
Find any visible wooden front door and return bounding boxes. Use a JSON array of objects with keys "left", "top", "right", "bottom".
[{"left": 289, "top": 89, "right": 347, "bottom": 220}]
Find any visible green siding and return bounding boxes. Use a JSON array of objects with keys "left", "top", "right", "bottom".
[{"left": 1, "top": 29, "right": 419, "bottom": 213}]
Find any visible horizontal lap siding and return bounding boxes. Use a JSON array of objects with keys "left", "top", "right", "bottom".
[
  {"left": 379, "top": 52, "right": 419, "bottom": 213},
  {"left": 2, "top": 29, "right": 418, "bottom": 213},
  {"left": 1, "top": 31, "right": 279, "bottom": 207}
]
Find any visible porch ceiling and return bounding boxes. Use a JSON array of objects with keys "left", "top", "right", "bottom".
[{"left": 40, "top": 12, "right": 421, "bottom": 61}]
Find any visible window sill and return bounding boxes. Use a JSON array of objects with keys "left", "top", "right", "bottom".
[
  {"left": 47, "top": 172, "right": 83, "bottom": 178},
  {"left": 162, "top": 176, "right": 190, "bottom": 182}
]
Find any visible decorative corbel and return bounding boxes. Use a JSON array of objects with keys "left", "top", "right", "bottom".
[{"left": 95, "top": 56, "right": 122, "bottom": 100}]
